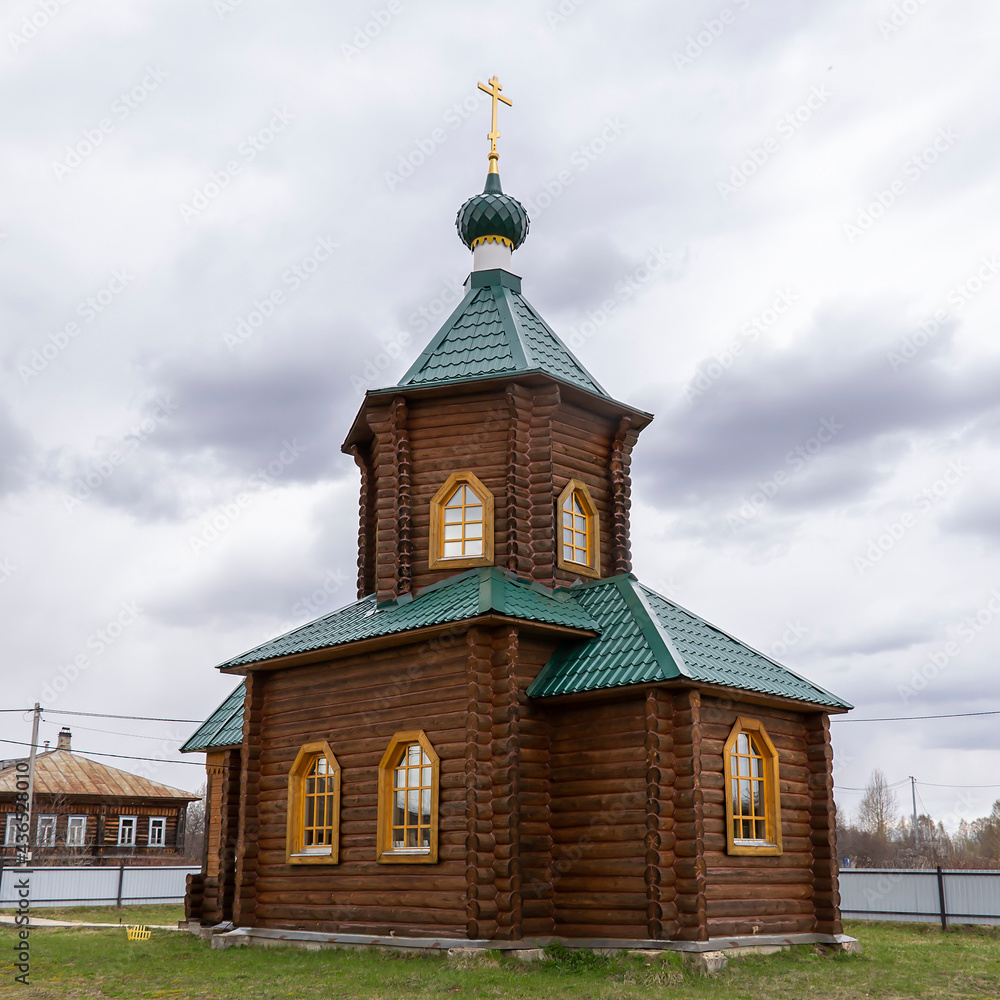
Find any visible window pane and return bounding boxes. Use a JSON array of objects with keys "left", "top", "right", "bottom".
[
  {"left": 749, "top": 737, "right": 760, "bottom": 756},
  {"left": 742, "top": 818, "right": 752, "bottom": 838},
  {"left": 315, "top": 798, "right": 325, "bottom": 828},
  {"left": 738, "top": 754, "right": 750, "bottom": 777},
  {"left": 466, "top": 540, "right": 483, "bottom": 555},
  {"left": 421, "top": 789, "right": 431, "bottom": 824},
  {"left": 752, "top": 756, "right": 763, "bottom": 778},
  {"left": 464, "top": 524, "right": 482, "bottom": 539},
  {"left": 563, "top": 544, "right": 573, "bottom": 560},
  {"left": 407, "top": 790, "right": 419, "bottom": 823},
  {"left": 755, "top": 819, "right": 766, "bottom": 840},
  {"left": 421, "top": 766, "right": 432, "bottom": 786},
  {"left": 408, "top": 744, "right": 421, "bottom": 765},
  {"left": 305, "top": 799, "right": 315, "bottom": 828},
  {"left": 444, "top": 506, "right": 462, "bottom": 523},
  {"left": 563, "top": 528, "right": 573, "bottom": 543},
  {"left": 737, "top": 733, "right": 748, "bottom": 754},
  {"left": 444, "top": 524, "right": 462, "bottom": 540},
  {"left": 421, "top": 827, "right": 431, "bottom": 847},
  {"left": 740, "top": 780, "right": 751, "bottom": 811},
  {"left": 407, "top": 827, "right": 418, "bottom": 847},
  {"left": 393, "top": 791, "right": 406, "bottom": 828},
  {"left": 394, "top": 767, "right": 405, "bottom": 789},
  {"left": 407, "top": 766, "right": 419, "bottom": 788},
  {"left": 443, "top": 541, "right": 462, "bottom": 556},
  {"left": 393, "top": 830, "right": 405, "bottom": 849},
  {"left": 465, "top": 504, "right": 482, "bottom": 520},
  {"left": 752, "top": 780, "right": 762, "bottom": 813}
]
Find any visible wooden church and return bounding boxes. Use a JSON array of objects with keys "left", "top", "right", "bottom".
[{"left": 183, "top": 79, "right": 854, "bottom": 955}]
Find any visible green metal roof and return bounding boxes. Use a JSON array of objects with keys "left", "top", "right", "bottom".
[
  {"left": 527, "top": 576, "right": 852, "bottom": 709},
  {"left": 397, "top": 269, "right": 608, "bottom": 398},
  {"left": 180, "top": 681, "right": 245, "bottom": 753},
  {"left": 214, "top": 567, "right": 599, "bottom": 671}
]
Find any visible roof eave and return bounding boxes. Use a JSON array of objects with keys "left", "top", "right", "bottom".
[
  {"left": 218, "top": 614, "right": 599, "bottom": 675},
  {"left": 341, "top": 373, "right": 653, "bottom": 452}
]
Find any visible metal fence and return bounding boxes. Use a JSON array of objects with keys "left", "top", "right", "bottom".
[
  {"left": 0, "top": 865, "right": 200, "bottom": 908},
  {"left": 839, "top": 867, "right": 1000, "bottom": 927}
]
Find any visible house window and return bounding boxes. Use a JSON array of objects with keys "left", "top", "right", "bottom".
[
  {"left": 118, "top": 816, "right": 137, "bottom": 846},
  {"left": 286, "top": 741, "right": 341, "bottom": 864},
  {"left": 723, "top": 718, "right": 782, "bottom": 856},
  {"left": 428, "top": 471, "right": 494, "bottom": 570},
  {"left": 556, "top": 480, "right": 600, "bottom": 577},
  {"left": 4, "top": 816, "right": 20, "bottom": 845},
  {"left": 148, "top": 817, "right": 166, "bottom": 847},
  {"left": 36, "top": 816, "right": 56, "bottom": 847},
  {"left": 377, "top": 731, "right": 439, "bottom": 864},
  {"left": 67, "top": 816, "right": 87, "bottom": 847}
]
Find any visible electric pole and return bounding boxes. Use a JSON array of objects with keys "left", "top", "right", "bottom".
[
  {"left": 909, "top": 775, "right": 919, "bottom": 847},
  {"left": 22, "top": 703, "right": 41, "bottom": 865}
]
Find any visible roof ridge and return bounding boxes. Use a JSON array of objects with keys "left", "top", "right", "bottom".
[
  {"left": 613, "top": 577, "right": 686, "bottom": 681},
  {"left": 495, "top": 282, "right": 532, "bottom": 369}
]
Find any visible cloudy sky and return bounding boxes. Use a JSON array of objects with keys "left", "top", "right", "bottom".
[{"left": 2, "top": 0, "right": 998, "bottom": 828}]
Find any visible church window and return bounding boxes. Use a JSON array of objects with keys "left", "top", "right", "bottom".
[
  {"left": 724, "top": 718, "right": 782, "bottom": 856},
  {"left": 429, "top": 472, "right": 494, "bottom": 570},
  {"left": 556, "top": 480, "right": 600, "bottom": 577},
  {"left": 286, "top": 741, "right": 341, "bottom": 864},
  {"left": 377, "top": 731, "right": 440, "bottom": 863}
]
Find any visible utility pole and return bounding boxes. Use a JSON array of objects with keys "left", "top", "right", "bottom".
[
  {"left": 22, "top": 703, "right": 41, "bottom": 864},
  {"left": 909, "top": 775, "right": 919, "bottom": 846}
]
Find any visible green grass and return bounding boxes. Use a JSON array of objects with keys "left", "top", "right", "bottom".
[
  {"left": 0, "top": 904, "right": 183, "bottom": 926},
  {"left": 0, "top": 921, "right": 997, "bottom": 998}
]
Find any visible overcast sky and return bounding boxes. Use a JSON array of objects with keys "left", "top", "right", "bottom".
[{"left": 2, "top": 0, "right": 998, "bottom": 829}]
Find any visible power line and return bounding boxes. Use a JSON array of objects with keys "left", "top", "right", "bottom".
[
  {"left": 42, "top": 719, "right": 184, "bottom": 743},
  {"left": 0, "top": 737, "right": 202, "bottom": 767},
  {"left": 832, "top": 709, "right": 1000, "bottom": 723},
  {"left": 42, "top": 708, "right": 203, "bottom": 723}
]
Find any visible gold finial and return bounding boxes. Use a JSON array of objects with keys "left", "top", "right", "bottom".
[{"left": 478, "top": 76, "right": 512, "bottom": 175}]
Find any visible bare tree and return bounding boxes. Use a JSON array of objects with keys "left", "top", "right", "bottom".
[
  {"left": 184, "top": 784, "right": 207, "bottom": 862},
  {"left": 857, "top": 768, "right": 899, "bottom": 840}
]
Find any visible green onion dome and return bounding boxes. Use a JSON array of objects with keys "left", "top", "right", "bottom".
[{"left": 456, "top": 171, "right": 530, "bottom": 251}]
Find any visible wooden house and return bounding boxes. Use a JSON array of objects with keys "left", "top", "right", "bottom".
[
  {"left": 183, "top": 98, "right": 854, "bottom": 955},
  {"left": 0, "top": 727, "right": 198, "bottom": 864}
]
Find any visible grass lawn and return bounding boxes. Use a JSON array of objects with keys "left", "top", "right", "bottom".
[
  {"left": 0, "top": 904, "right": 183, "bottom": 926},
  {"left": 0, "top": 921, "right": 997, "bottom": 999}
]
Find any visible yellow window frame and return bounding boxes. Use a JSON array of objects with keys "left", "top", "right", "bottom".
[
  {"left": 723, "top": 717, "right": 782, "bottom": 856},
  {"left": 428, "top": 471, "right": 495, "bottom": 570},
  {"left": 376, "top": 731, "right": 440, "bottom": 864},
  {"left": 285, "top": 740, "right": 341, "bottom": 865},
  {"left": 556, "top": 479, "right": 601, "bottom": 578}
]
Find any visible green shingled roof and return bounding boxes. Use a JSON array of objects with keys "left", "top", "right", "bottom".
[
  {"left": 214, "top": 567, "right": 599, "bottom": 671},
  {"left": 527, "top": 576, "right": 852, "bottom": 710},
  {"left": 180, "top": 682, "right": 245, "bottom": 752},
  {"left": 397, "top": 270, "right": 607, "bottom": 398}
]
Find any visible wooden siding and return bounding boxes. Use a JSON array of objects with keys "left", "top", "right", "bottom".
[
  {"left": 548, "top": 696, "right": 648, "bottom": 938},
  {"left": 700, "top": 694, "right": 821, "bottom": 938}
]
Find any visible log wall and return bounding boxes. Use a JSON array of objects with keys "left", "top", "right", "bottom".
[
  {"left": 548, "top": 695, "right": 648, "bottom": 938},
  {"left": 699, "top": 693, "right": 820, "bottom": 938}
]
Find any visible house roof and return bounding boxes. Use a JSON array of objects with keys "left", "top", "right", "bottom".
[
  {"left": 526, "top": 575, "right": 852, "bottom": 710},
  {"left": 214, "top": 566, "right": 600, "bottom": 671},
  {"left": 397, "top": 269, "right": 608, "bottom": 399},
  {"left": 0, "top": 750, "right": 199, "bottom": 800},
  {"left": 180, "top": 682, "right": 246, "bottom": 753}
]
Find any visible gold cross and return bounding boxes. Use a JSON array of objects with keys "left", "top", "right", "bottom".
[{"left": 478, "top": 76, "right": 512, "bottom": 174}]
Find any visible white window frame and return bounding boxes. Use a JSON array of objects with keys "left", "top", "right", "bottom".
[
  {"left": 66, "top": 815, "right": 87, "bottom": 847},
  {"left": 118, "top": 816, "right": 137, "bottom": 846},
  {"left": 4, "top": 816, "right": 21, "bottom": 845},
  {"left": 36, "top": 815, "right": 57, "bottom": 847},
  {"left": 147, "top": 816, "right": 166, "bottom": 847}
]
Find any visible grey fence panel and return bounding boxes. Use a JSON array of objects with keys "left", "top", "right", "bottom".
[
  {"left": 839, "top": 868, "right": 1000, "bottom": 926},
  {"left": 0, "top": 866, "right": 200, "bottom": 908}
]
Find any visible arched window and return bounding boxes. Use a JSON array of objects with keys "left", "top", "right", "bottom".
[
  {"left": 377, "top": 731, "right": 440, "bottom": 864},
  {"left": 556, "top": 480, "right": 600, "bottom": 577},
  {"left": 723, "top": 718, "right": 782, "bottom": 856},
  {"left": 429, "top": 471, "right": 494, "bottom": 570},
  {"left": 286, "top": 741, "right": 341, "bottom": 864}
]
